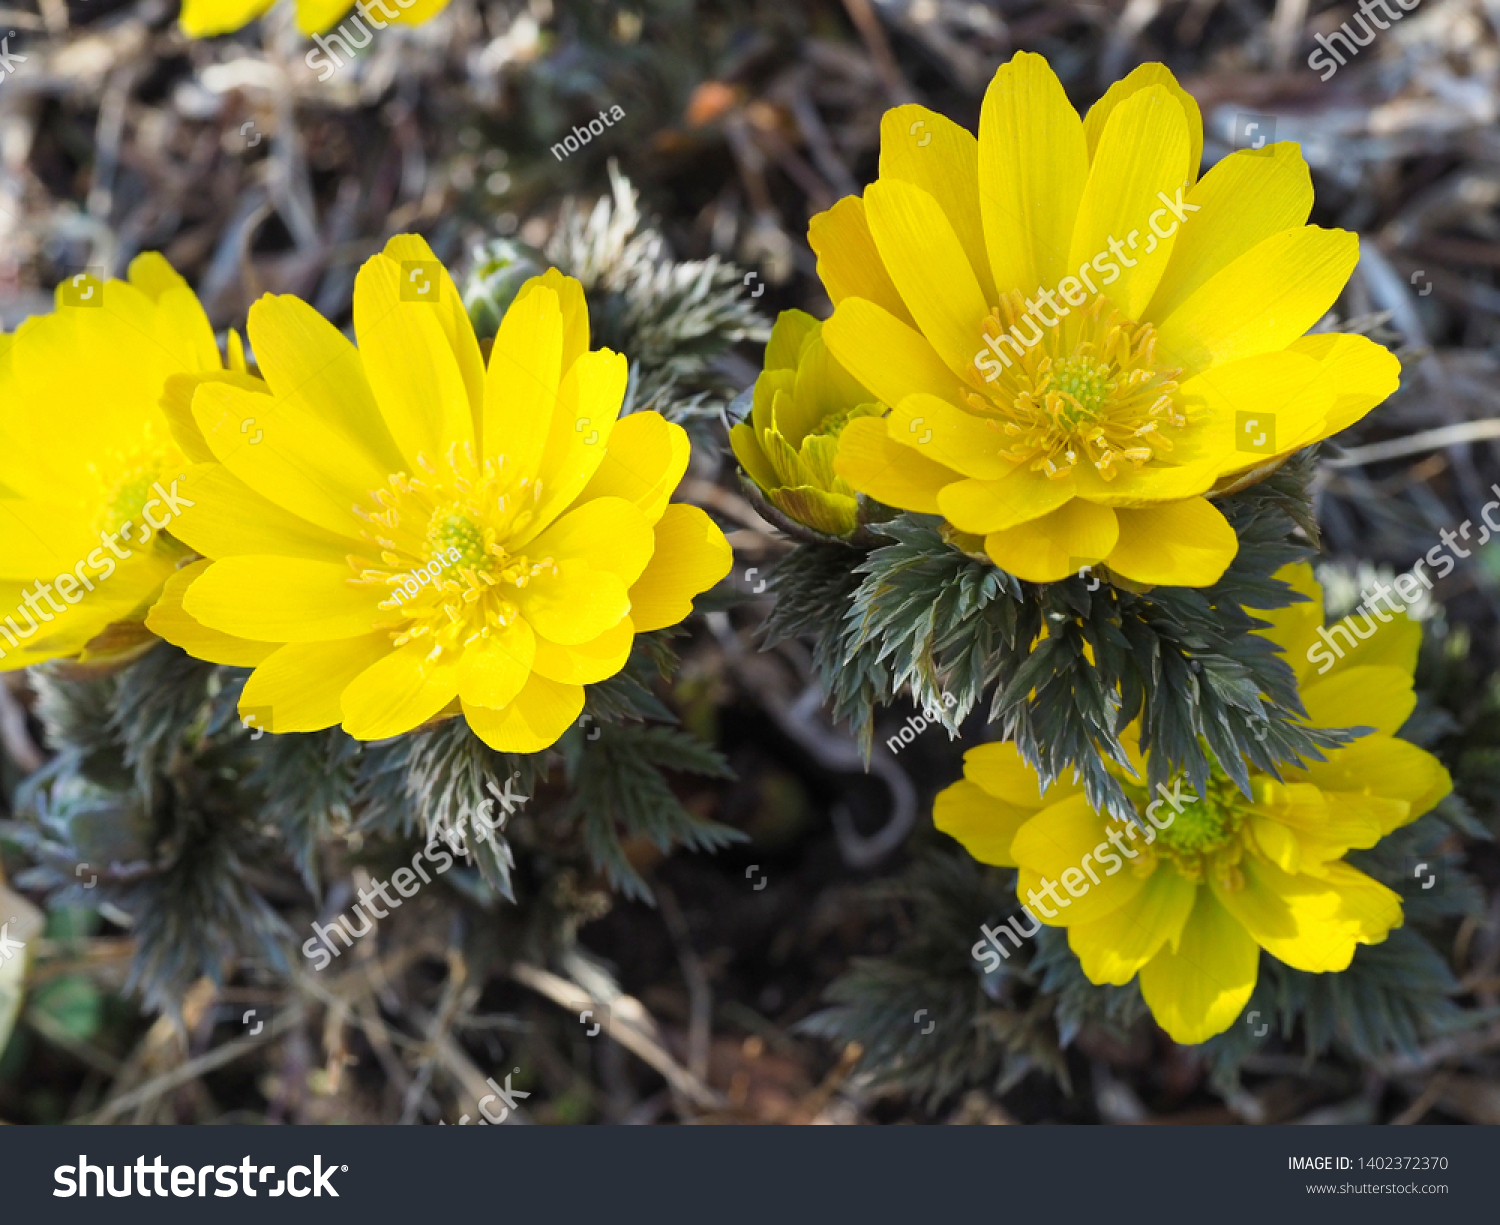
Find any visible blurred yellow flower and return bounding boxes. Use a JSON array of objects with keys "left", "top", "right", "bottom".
[
  {"left": 150, "top": 236, "right": 731, "bottom": 753},
  {"left": 180, "top": 0, "right": 447, "bottom": 40},
  {"left": 0, "top": 256, "right": 231, "bottom": 672},
  {"left": 935, "top": 564, "right": 1451, "bottom": 1043},
  {"left": 730, "top": 310, "right": 885, "bottom": 538},
  {"left": 817, "top": 52, "right": 1397, "bottom": 586}
]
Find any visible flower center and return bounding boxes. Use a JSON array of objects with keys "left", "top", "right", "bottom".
[
  {"left": 88, "top": 428, "right": 186, "bottom": 544},
  {"left": 426, "top": 508, "right": 492, "bottom": 573},
  {"left": 351, "top": 443, "right": 556, "bottom": 665},
  {"left": 1125, "top": 774, "right": 1251, "bottom": 887},
  {"left": 968, "top": 292, "right": 1186, "bottom": 481}
]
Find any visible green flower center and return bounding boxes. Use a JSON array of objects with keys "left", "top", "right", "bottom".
[
  {"left": 1045, "top": 355, "right": 1114, "bottom": 425},
  {"left": 97, "top": 468, "right": 159, "bottom": 537},
  {"left": 1121, "top": 774, "right": 1252, "bottom": 885},
  {"left": 967, "top": 293, "right": 1187, "bottom": 482},
  {"left": 812, "top": 407, "right": 854, "bottom": 438},
  {"left": 350, "top": 443, "right": 559, "bottom": 665},
  {"left": 1152, "top": 785, "right": 1241, "bottom": 856},
  {"left": 427, "top": 508, "right": 490, "bottom": 571}
]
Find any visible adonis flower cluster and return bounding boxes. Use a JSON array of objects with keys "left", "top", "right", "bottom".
[
  {"left": 745, "top": 53, "right": 1395, "bottom": 587},
  {"left": 725, "top": 52, "right": 1448, "bottom": 1045},
  {"left": 0, "top": 236, "right": 731, "bottom": 754},
  {"left": 936, "top": 565, "right": 1450, "bottom": 1043},
  {"left": 2, "top": 48, "right": 1452, "bottom": 1054}
]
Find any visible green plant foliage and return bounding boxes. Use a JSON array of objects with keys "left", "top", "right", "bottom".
[
  {"left": 463, "top": 164, "right": 770, "bottom": 427},
  {"left": 800, "top": 853, "right": 1071, "bottom": 1108},
  {"left": 561, "top": 723, "right": 740, "bottom": 903},
  {"left": 764, "top": 453, "right": 1358, "bottom": 822}
]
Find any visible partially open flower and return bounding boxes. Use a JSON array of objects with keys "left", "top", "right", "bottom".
[
  {"left": 0, "top": 256, "right": 231, "bottom": 673},
  {"left": 934, "top": 564, "right": 1451, "bottom": 1043},
  {"left": 149, "top": 235, "right": 731, "bottom": 753},
  {"left": 730, "top": 310, "right": 885, "bottom": 539},
  {"left": 817, "top": 52, "right": 1397, "bottom": 586}
]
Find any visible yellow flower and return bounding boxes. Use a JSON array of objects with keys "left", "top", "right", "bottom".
[
  {"left": 0, "top": 256, "right": 230, "bottom": 672},
  {"left": 934, "top": 564, "right": 1451, "bottom": 1043},
  {"left": 816, "top": 53, "right": 1397, "bottom": 586},
  {"left": 179, "top": 0, "right": 447, "bottom": 39},
  {"left": 730, "top": 310, "right": 885, "bottom": 538},
  {"left": 149, "top": 236, "right": 731, "bottom": 753}
]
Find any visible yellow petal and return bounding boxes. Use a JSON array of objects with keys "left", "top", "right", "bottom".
[
  {"left": 531, "top": 618, "right": 634, "bottom": 685},
  {"left": 1155, "top": 227, "right": 1359, "bottom": 378},
  {"left": 169, "top": 463, "right": 356, "bottom": 565},
  {"left": 833, "top": 416, "right": 954, "bottom": 514},
  {"left": 190, "top": 379, "right": 376, "bottom": 540},
  {"left": 480, "top": 282, "right": 564, "bottom": 485},
  {"left": 1069, "top": 868, "right": 1198, "bottom": 986},
  {"left": 515, "top": 559, "right": 629, "bottom": 647},
  {"left": 962, "top": 740, "right": 1068, "bottom": 807},
  {"left": 463, "top": 673, "right": 584, "bottom": 753},
  {"left": 249, "top": 292, "right": 408, "bottom": 474},
  {"left": 1146, "top": 142, "right": 1312, "bottom": 323},
  {"left": 1174, "top": 349, "right": 1329, "bottom": 477},
  {"left": 241, "top": 633, "right": 392, "bottom": 732},
  {"left": 293, "top": 0, "right": 352, "bottom": 33},
  {"left": 180, "top": 0, "right": 276, "bottom": 39},
  {"left": 382, "top": 234, "right": 487, "bottom": 417},
  {"left": 822, "top": 298, "right": 966, "bottom": 412},
  {"left": 879, "top": 104, "right": 996, "bottom": 302},
  {"left": 354, "top": 251, "right": 476, "bottom": 468},
  {"left": 978, "top": 51, "right": 1089, "bottom": 296},
  {"left": 1139, "top": 888, "right": 1258, "bottom": 1044},
  {"left": 932, "top": 778, "right": 1031, "bottom": 866},
  {"left": 574, "top": 410, "right": 689, "bottom": 527},
  {"left": 1106, "top": 497, "right": 1236, "bottom": 588},
  {"left": 865, "top": 179, "right": 992, "bottom": 381},
  {"left": 888, "top": 394, "right": 1010, "bottom": 480},
  {"left": 938, "top": 467, "right": 1075, "bottom": 534},
  {"left": 1212, "top": 856, "right": 1400, "bottom": 974},
  {"left": 1067, "top": 85, "right": 1191, "bottom": 319},
  {"left": 1301, "top": 664, "right": 1414, "bottom": 736},
  {"left": 341, "top": 642, "right": 461, "bottom": 740},
  {"left": 457, "top": 618, "right": 536, "bottom": 710},
  {"left": 527, "top": 496, "right": 654, "bottom": 587},
  {"left": 524, "top": 349, "right": 629, "bottom": 536},
  {"left": 146, "top": 560, "right": 278, "bottom": 667},
  {"left": 184, "top": 556, "right": 383, "bottom": 642},
  {"left": 984, "top": 498, "right": 1118, "bottom": 583},
  {"left": 1083, "top": 63, "right": 1203, "bottom": 188},
  {"left": 1300, "top": 735, "right": 1452, "bottom": 827},
  {"left": 808, "top": 196, "right": 916, "bottom": 328},
  {"left": 626, "top": 504, "right": 732, "bottom": 633},
  {"left": 1256, "top": 561, "right": 1327, "bottom": 684},
  {"left": 1011, "top": 794, "right": 1147, "bottom": 925},
  {"left": 160, "top": 371, "right": 238, "bottom": 466},
  {"left": 1284, "top": 332, "right": 1401, "bottom": 437}
]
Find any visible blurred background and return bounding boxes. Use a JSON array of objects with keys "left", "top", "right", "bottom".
[{"left": 1, "top": 0, "right": 1499, "bottom": 1125}]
